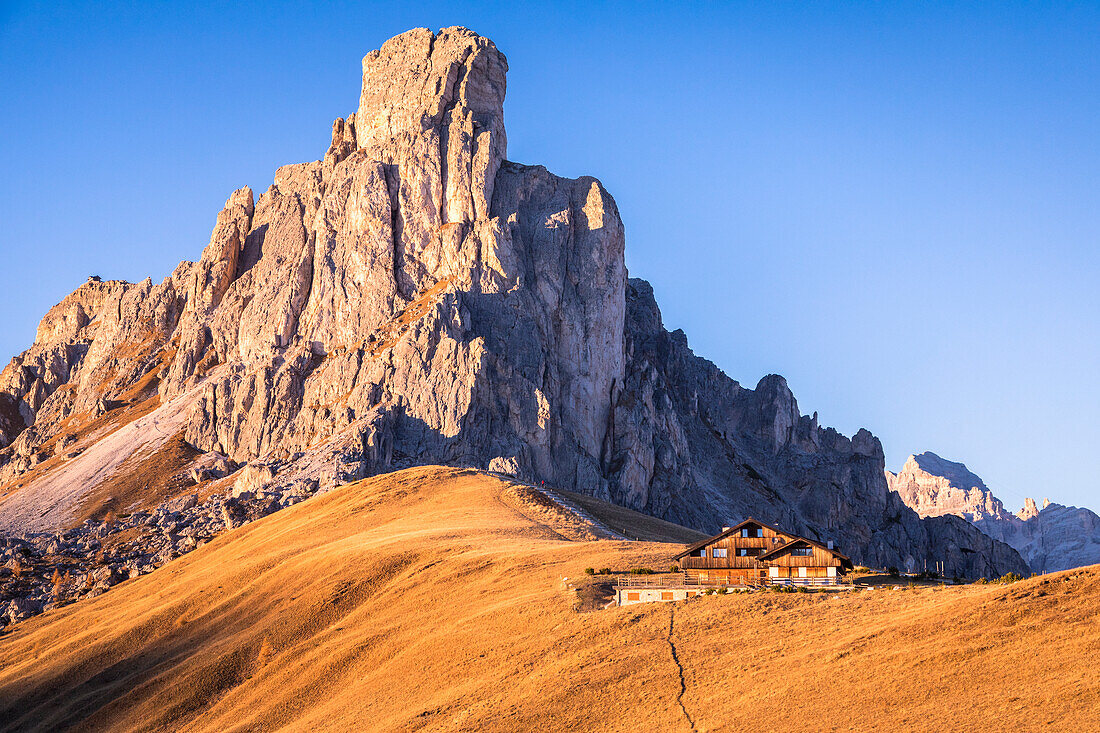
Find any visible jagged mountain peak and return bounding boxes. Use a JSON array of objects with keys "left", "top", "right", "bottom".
[
  {"left": 887, "top": 451, "right": 1007, "bottom": 524},
  {"left": 1019, "top": 496, "right": 1040, "bottom": 520},
  {"left": 908, "top": 451, "right": 989, "bottom": 493},
  {"left": 354, "top": 27, "right": 506, "bottom": 154}
]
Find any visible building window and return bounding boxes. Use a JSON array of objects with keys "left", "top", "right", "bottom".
[
  {"left": 713, "top": 548, "right": 728, "bottom": 558},
  {"left": 791, "top": 547, "right": 813, "bottom": 556},
  {"left": 740, "top": 527, "right": 763, "bottom": 538},
  {"left": 737, "top": 548, "right": 755, "bottom": 557},
  {"left": 696, "top": 549, "right": 707, "bottom": 557}
]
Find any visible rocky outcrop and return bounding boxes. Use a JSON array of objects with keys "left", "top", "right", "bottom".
[
  {"left": 0, "top": 473, "right": 321, "bottom": 632},
  {"left": 0, "top": 27, "right": 1025, "bottom": 578},
  {"left": 889, "top": 452, "right": 1100, "bottom": 573},
  {"left": 0, "top": 275, "right": 182, "bottom": 484}
]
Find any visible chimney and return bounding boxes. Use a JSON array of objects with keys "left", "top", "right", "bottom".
[
  {"left": 721, "top": 526, "right": 731, "bottom": 532},
  {"left": 827, "top": 540, "right": 834, "bottom": 550}
]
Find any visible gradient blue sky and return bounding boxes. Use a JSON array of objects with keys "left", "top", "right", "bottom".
[{"left": 1, "top": 2, "right": 1097, "bottom": 511}]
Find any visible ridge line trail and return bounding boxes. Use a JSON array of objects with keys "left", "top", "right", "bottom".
[{"left": 667, "top": 605, "right": 697, "bottom": 732}]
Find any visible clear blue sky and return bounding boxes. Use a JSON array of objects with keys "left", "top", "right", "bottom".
[{"left": 2, "top": 2, "right": 1097, "bottom": 512}]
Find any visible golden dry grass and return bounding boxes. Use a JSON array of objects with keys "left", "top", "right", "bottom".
[
  {"left": 0, "top": 466, "right": 1097, "bottom": 732},
  {"left": 553, "top": 487, "right": 708, "bottom": 544}
]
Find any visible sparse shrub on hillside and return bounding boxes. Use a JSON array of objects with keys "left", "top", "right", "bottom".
[
  {"left": 51, "top": 569, "right": 71, "bottom": 600},
  {"left": 668, "top": 565, "right": 679, "bottom": 573},
  {"left": 717, "top": 587, "right": 728, "bottom": 595},
  {"left": 598, "top": 568, "right": 612, "bottom": 575},
  {"left": 854, "top": 566, "right": 871, "bottom": 573},
  {"left": 998, "top": 572, "right": 1024, "bottom": 584},
  {"left": 584, "top": 568, "right": 595, "bottom": 575},
  {"left": 975, "top": 577, "right": 990, "bottom": 584},
  {"left": 628, "top": 568, "right": 654, "bottom": 575}
]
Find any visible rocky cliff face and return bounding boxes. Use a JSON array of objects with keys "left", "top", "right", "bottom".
[
  {"left": 0, "top": 27, "right": 1026, "bottom": 578},
  {"left": 888, "top": 452, "right": 1100, "bottom": 573}
]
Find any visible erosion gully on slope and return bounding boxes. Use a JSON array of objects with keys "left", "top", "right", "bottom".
[{"left": 667, "top": 605, "right": 698, "bottom": 732}]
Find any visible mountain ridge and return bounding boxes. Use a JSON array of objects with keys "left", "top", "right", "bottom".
[{"left": 0, "top": 26, "right": 1025, "bottom": 578}]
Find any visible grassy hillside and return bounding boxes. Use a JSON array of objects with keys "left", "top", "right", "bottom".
[{"left": 0, "top": 467, "right": 1097, "bottom": 731}]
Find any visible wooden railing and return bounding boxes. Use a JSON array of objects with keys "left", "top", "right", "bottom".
[
  {"left": 616, "top": 573, "right": 689, "bottom": 588},
  {"left": 615, "top": 573, "right": 850, "bottom": 589},
  {"left": 768, "top": 577, "right": 847, "bottom": 587}
]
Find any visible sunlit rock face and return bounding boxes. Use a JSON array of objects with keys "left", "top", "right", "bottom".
[
  {"left": 0, "top": 27, "right": 1026, "bottom": 577},
  {"left": 888, "top": 453, "right": 1012, "bottom": 523},
  {"left": 889, "top": 452, "right": 1100, "bottom": 573}
]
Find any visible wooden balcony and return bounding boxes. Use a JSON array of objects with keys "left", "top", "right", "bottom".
[
  {"left": 615, "top": 573, "right": 849, "bottom": 589},
  {"left": 680, "top": 556, "right": 765, "bottom": 570}
]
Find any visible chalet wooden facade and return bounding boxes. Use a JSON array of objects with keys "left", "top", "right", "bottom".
[{"left": 673, "top": 518, "right": 854, "bottom": 586}]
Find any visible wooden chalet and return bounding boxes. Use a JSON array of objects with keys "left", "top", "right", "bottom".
[{"left": 672, "top": 518, "right": 854, "bottom": 586}]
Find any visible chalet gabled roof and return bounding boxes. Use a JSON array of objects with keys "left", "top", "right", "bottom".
[
  {"left": 671, "top": 517, "right": 799, "bottom": 560},
  {"left": 757, "top": 537, "right": 855, "bottom": 570}
]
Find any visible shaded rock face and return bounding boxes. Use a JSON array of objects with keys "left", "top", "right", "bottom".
[
  {"left": 607, "top": 285, "right": 1027, "bottom": 577},
  {"left": 0, "top": 27, "right": 1024, "bottom": 578},
  {"left": 889, "top": 452, "right": 1100, "bottom": 573}
]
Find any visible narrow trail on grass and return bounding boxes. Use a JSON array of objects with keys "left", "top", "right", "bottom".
[{"left": 667, "top": 606, "right": 697, "bottom": 732}]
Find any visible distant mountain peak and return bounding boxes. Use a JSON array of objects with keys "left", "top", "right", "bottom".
[
  {"left": 909, "top": 451, "right": 989, "bottom": 493},
  {"left": 889, "top": 451, "right": 1007, "bottom": 523},
  {"left": 889, "top": 451, "right": 1100, "bottom": 573}
]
